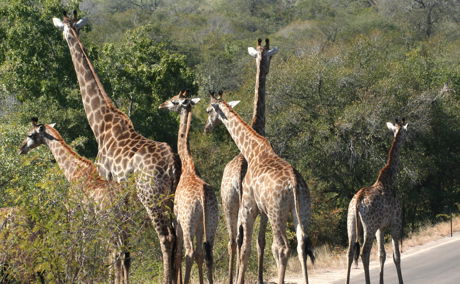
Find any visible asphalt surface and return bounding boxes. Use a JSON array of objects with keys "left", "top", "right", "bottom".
[{"left": 335, "top": 232, "right": 460, "bottom": 284}]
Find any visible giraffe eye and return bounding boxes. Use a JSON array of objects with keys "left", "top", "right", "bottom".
[{"left": 172, "top": 101, "right": 179, "bottom": 105}]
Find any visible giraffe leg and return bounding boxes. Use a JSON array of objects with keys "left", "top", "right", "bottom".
[
  {"left": 361, "top": 232, "right": 375, "bottom": 284},
  {"left": 257, "top": 213, "right": 268, "bottom": 284},
  {"left": 174, "top": 224, "right": 184, "bottom": 284},
  {"left": 293, "top": 215, "right": 309, "bottom": 284},
  {"left": 183, "top": 235, "right": 195, "bottom": 284},
  {"left": 227, "top": 236, "right": 236, "bottom": 284},
  {"left": 346, "top": 204, "right": 358, "bottom": 284},
  {"left": 391, "top": 230, "right": 403, "bottom": 284},
  {"left": 272, "top": 225, "right": 290, "bottom": 284},
  {"left": 204, "top": 210, "right": 217, "bottom": 284},
  {"left": 158, "top": 226, "right": 176, "bottom": 284},
  {"left": 195, "top": 227, "right": 205, "bottom": 284},
  {"left": 269, "top": 208, "right": 290, "bottom": 284},
  {"left": 376, "top": 229, "right": 386, "bottom": 284},
  {"left": 204, "top": 240, "right": 214, "bottom": 284},
  {"left": 236, "top": 203, "right": 258, "bottom": 284},
  {"left": 223, "top": 198, "right": 237, "bottom": 284},
  {"left": 346, "top": 239, "right": 355, "bottom": 284}
]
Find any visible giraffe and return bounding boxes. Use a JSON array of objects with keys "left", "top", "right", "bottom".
[
  {"left": 204, "top": 93, "right": 314, "bottom": 284},
  {"left": 19, "top": 117, "right": 130, "bottom": 284},
  {"left": 159, "top": 90, "right": 219, "bottom": 284},
  {"left": 52, "top": 12, "right": 180, "bottom": 283},
  {"left": 345, "top": 118, "right": 408, "bottom": 284},
  {"left": 204, "top": 39, "right": 278, "bottom": 284}
]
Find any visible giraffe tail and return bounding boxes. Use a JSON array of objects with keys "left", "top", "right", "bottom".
[
  {"left": 201, "top": 186, "right": 212, "bottom": 265},
  {"left": 304, "top": 236, "right": 315, "bottom": 264},
  {"left": 292, "top": 170, "right": 315, "bottom": 263},
  {"left": 353, "top": 241, "right": 360, "bottom": 265},
  {"left": 354, "top": 193, "right": 364, "bottom": 265}
]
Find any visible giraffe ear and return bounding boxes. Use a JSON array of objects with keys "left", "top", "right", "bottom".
[
  {"left": 248, "top": 47, "right": 258, "bottom": 58},
  {"left": 75, "top": 17, "right": 88, "bottom": 29},
  {"left": 403, "top": 123, "right": 408, "bottom": 130},
  {"left": 53, "top": 18, "right": 64, "bottom": 30},
  {"left": 48, "top": 123, "right": 56, "bottom": 128},
  {"left": 386, "top": 122, "right": 396, "bottom": 132},
  {"left": 267, "top": 47, "right": 279, "bottom": 56},
  {"left": 191, "top": 98, "right": 201, "bottom": 105},
  {"left": 228, "top": 101, "right": 240, "bottom": 108}
]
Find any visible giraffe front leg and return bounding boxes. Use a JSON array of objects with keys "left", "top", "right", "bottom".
[
  {"left": 376, "top": 229, "right": 386, "bottom": 284},
  {"left": 257, "top": 213, "right": 268, "bottom": 284}
]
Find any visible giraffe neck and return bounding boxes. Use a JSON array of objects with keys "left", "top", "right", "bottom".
[
  {"left": 64, "top": 27, "right": 127, "bottom": 144},
  {"left": 217, "top": 101, "right": 273, "bottom": 162},
  {"left": 250, "top": 58, "right": 268, "bottom": 136},
  {"left": 43, "top": 126, "right": 98, "bottom": 184},
  {"left": 375, "top": 131, "right": 404, "bottom": 188},
  {"left": 177, "top": 107, "right": 196, "bottom": 174}
]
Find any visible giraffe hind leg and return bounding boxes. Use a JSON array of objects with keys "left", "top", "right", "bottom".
[
  {"left": 376, "top": 229, "right": 386, "bottom": 284},
  {"left": 236, "top": 205, "right": 257, "bottom": 284},
  {"left": 391, "top": 229, "right": 404, "bottom": 284},
  {"left": 257, "top": 213, "right": 268, "bottom": 284},
  {"left": 361, "top": 232, "right": 375, "bottom": 284},
  {"left": 292, "top": 210, "right": 311, "bottom": 284}
]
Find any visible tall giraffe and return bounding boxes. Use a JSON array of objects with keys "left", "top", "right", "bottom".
[
  {"left": 204, "top": 93, "right": 314, "bottom": 284},
  {"left": 52, "top": 13, "right": 180, "bottom": 283},
  {"left": 19, "top": 118, "right": 130, "bottom": 283},
  {"left": 159, "top": 90, "right": 219, "bottom": 284},
  {"left": 346, "top": 118, "right": 408, "bottom": 284},
  {"left": 204, "top": 39, "right": 278, "bottom": 284}
]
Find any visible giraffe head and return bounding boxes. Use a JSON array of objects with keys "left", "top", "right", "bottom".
[
  {"left": 386, "top": 118, "right": 408, "bottom": 138},
  {"left": 19, "top": 118, "right": 57, "bottom": 155},
  {"left": 52, "top": 10, "right": 88, "bottom": 38},
  {"left": 247, "top": 38, "right": 278, "bottom": 74},
  {"left": 204, "top": 91, "right": 240, "bottom": 133},
  {"left": 158, "top": 90, "right": 200, "bottom": 113}
]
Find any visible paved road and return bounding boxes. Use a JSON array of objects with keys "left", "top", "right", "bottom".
[{"left": 334, "top": 232, "right": 460, "bottom": 284}]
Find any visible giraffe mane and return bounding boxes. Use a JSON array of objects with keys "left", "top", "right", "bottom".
[
  {"left": 375, "top": 127, "right": 403, "bottom": 183},
  {"left": 44, "top": 125, "right": 97, "bottom": 171},
  {"left": 67, "top": 27, "right": 135, "bottom": 129},
  {"left": 220, "top": 100, "right": 270, "bottom": 146}
]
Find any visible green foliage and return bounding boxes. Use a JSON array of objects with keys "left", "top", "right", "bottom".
[{"left": 95, "top": 25, "right": 196, "bottom": 144}]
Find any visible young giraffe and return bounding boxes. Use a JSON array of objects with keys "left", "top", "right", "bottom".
[
  {"left": 204, "top": 39, "right": 278, "bottom": 284},
  {"left": 19, "top": 118, "right": 130, "bottom": 284},
  {"left": 204, "top": 93, "right": 314, "bottom": 284},
  {"left": 346, "top": 119, "right": 408, "bottom": 284},
  {"left": 159, "top": 90, "right": 219, "bottom": 284},
  {"left": 52, "top": 13, "right": 180, "bottom": 283}
]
